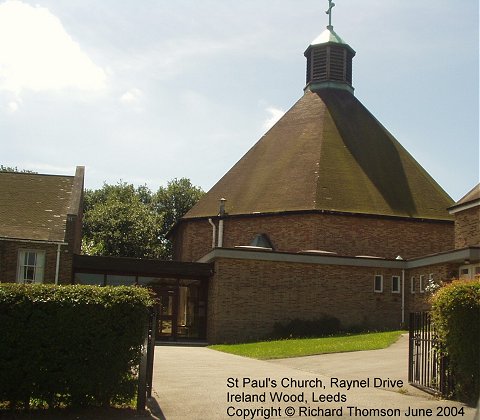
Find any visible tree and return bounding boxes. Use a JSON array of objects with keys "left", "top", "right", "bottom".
[
  {"left": 153, "top": 178, "right": 205, "bottom": 259},
  {"left": 0, "top": 165, "right": 36, "bottom": 173},
  {"left": 82, "top": 178, "right": 204, "bottom": 260},
  {"left": 82, "top": 182, "right": 163, "bottom": 259},
  {"left": 154, "top": 178, "right": 205, "bottom": 236}
]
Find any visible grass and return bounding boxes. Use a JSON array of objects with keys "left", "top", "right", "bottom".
[{"left": 209, "top": 330, "right": 405, "bottom": 360}]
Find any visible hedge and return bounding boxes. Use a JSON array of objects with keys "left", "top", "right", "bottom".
[
  {"left": 431, "top": 279, "right": 480, "bottom": 406},
  {"left": 0, "top": 284, "right": 154, "bottom": 409},
  {"left": 272, "top": 316, "right": 342, "bottom": 339}
]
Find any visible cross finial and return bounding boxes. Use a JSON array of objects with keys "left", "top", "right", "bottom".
[{"left": 326, "top": 0, "right": 335, "bottom": 29}]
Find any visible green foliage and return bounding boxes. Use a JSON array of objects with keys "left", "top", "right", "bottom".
[
  {"left": 153, "top": 178, "right": 205, "bottom": 234},
  {"left": 210, "top": 331, "right": 404, "bottom": 360},
  {"left": 431, "top": 279, "right": 480, "bottom": 405},
  {"left": 0, "top": 165, "right": 36, "bottom": 173},
  {"left": 82, "top": 182, "right": 163, "bottom": 258},
  {"left": 82, "top": 178, "right": 204, "bottom": 260},
  {"left": 272, "top": 316, "right": 342, "bottom": 339},
  {"left": 0, "top": 284, "right": 154, "bottom": 409}
]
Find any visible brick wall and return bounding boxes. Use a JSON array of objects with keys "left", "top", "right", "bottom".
[
  {"left": 454, "top": 206, "right": 480, "bottom": 248},
  {"left": 207, "top": 257, "right": 410, "bottom": 343},
  {"left": 405, "top": 263, "right": 459, "bottom": 313},
  {"left": 173, "top": 212, "right": 454, "bottom": 262},
  {"left": 0, "top": 240, "right": 74, "bottom": 285}
]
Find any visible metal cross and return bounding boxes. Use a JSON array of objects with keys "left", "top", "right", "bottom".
[{"left": 326, "top": 0, "right": 335, "bottom": 28}]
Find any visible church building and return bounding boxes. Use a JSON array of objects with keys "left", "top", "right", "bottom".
[{"left": 169, "top": 7, "right": 479, "bottom": 343}]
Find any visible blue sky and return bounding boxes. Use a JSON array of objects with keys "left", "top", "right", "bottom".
[{"left": 0, "top": 0, "right": 478, "bottom": 201}]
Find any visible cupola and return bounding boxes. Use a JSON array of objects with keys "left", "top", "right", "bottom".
[{"left": 304, "top": 1, "right": 356, "bottom": 94}]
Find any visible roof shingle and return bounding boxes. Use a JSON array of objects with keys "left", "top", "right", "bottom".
[
  {"left": 0, "top": 172, "right": 75, "bottom": 242},
  {"left": 184, "top": 89, "right": 453, "bottom": 221}
]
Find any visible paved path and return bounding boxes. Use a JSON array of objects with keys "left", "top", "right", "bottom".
[
  {"left": 270, "top": 334, "right": 426, "bottom": 398},
  {"left": 150, "top": 336, "right": 477, "bottom": 420}
]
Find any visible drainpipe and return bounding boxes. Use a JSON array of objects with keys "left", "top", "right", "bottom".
[
  {"left": 218, "top": 220, "right": 224, "bottom": 247},
  {"left": 55, "top": 243, "right": 61, "bottom": 285},
  {"left": 218, "top": 198, "right": 226, "bottom": 248},
  {"left": 208, "top": 218, "right": 216, "bottom": 249}
]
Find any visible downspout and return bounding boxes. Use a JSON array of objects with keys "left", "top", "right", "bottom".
[
  {"left": 218, "top": 220, "right": 224, "bottom": 248},
  {"left": 55, "top": 243, "right": 61, "bottom": 285},
  {"left": 208, "top": 218, "right": 216, "bottom": 249},
  {"left": 217, "top": 198, "right": 226, "bottom": 248}
]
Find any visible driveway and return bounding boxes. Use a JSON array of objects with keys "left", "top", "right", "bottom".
[{"left": 150, "top": 336, "right": 477, "bottom": 419}]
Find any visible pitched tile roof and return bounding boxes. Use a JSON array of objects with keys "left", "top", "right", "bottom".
[
  {"left": 448, "top": 183, "right": 480, "bottom": 213},
  {"left": 184, "top": 89, "right": 454, "bottom": 221},
  {"left": 0, "top": 172, "right": 75, "bottom": 242},
  {"left": 454, "top": 184, "right": 480, "bottom": 206}
]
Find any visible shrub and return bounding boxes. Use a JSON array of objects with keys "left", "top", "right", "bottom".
[
  {"left": 0, "top": 284, "right": 154, "bottom": 409},
  {"left": 430, "top": 279, "right": 480, "bottom": 405},
  {"left": 272, "top": 315, "right": 341, "bottom": 339}
]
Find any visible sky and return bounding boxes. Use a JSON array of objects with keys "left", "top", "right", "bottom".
[{"left": 0, "top": 0, "right": 478, "bottom": 201}]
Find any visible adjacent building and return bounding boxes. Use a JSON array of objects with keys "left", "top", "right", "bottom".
[{"left": 0, "top": 167, "right": 84, "bottom": 285}]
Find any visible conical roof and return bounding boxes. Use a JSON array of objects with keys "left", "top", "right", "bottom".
[
  {"left": 310, "top": 27, "right": 349, "bottom": 47},
  {"left": 184, "top": 89, "right": 453, "bottom": 221}
]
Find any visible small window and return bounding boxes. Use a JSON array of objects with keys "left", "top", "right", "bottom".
[
  {"left": 419, "top": 275, "right": 425, "bottom": 293},
  {"left": 374, "top": 275, "right": 383, "bottom": 293},
  {"left": 75, "top": 273, "right": 105, "bottom": 286},
  {"left": 391, "top": 276, "right": 401, "bottom": 293},
  {"left": 106, "top": 275, "right": 136, "bottom": 286},
  {"left": 17, "top": 250, "right": 45, "bottom": 284},
  {"left": 410, "top": 277, "right": 415, "bottom": 294}
]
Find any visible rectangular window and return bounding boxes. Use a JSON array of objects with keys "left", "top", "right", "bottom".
[
  {"left": 410, "top": 277, "right": 415, "bottom": 294},
  {"left": 106, "top": 275, "right": 136, "bottom": 286},
  {"left": 374, "top": 275, "right": 383, "bottom": 293},
  {"left": 391, "top": 276, "right": 401, "bottom": 293},
  {"left": 75, "top": 272, "right": 105, "bottom": 286},
  {"left": 419, "top": 275, "right": 425, "bottom": 293},
  {"left": 17, "top": 250, "right": 45, "bottom": 284}
]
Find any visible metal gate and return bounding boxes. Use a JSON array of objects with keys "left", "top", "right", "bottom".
[
  {"left": 408, "top": 312, "right": 454, "bottom": 397},
  {"left": 137, "top": 307, "right": 157, "bottom": 410}
]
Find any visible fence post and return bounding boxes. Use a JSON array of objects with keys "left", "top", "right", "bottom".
[
  {"left": 146, "top": 307, "right": 157, "bottom": 398},
  {"left": 137, "top": 312, "right": 150, "bottom": 411},
  {"left": 408, "top": 312, "right": 414, "bottom": 383}
]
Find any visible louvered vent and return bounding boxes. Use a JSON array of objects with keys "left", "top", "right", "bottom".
[
  {"left": 312, "top": 49, "right": 327, "bottom": 81},
  {"left": 305, "top": 38, "right": 355, "bottom": 91},
  {"left": 346, "top": 51, "right": 353, "bottom": 84},
  {"left": 329, "top": 46, "right": 345, "bottom": 81}
]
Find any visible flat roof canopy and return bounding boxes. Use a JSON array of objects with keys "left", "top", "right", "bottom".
[{"left": 73, "top": 254, "right": 213, "bottom": 279}]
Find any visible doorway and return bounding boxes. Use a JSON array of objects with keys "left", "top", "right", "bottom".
[{"left": 149, "top": 279, "right": 207, "bottom": 341}]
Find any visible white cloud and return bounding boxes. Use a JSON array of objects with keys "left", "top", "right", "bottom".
[
  {"left": 263, "top": 106, "right": 285, "bottom": 131},
  {"left": 0, "top": 0, "right": 106, "bottom": 94},
  {"left": 120, "top": 88, "right": 143, "bottom": 105},
  {"left": 7, "top": 100, "right": 19, "bottom": 113}
]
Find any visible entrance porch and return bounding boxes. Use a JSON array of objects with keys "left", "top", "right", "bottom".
[{"left": 73, "top": 254, "right": 212, "bottom": 342}]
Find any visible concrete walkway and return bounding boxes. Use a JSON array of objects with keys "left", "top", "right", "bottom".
[{"left": 150, "top": 335, "right": 477, "bottom": 419}]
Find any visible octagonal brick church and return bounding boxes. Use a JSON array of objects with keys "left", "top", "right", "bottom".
[{"left": 168, "top": 18, "right": 478, "bottom": 343}]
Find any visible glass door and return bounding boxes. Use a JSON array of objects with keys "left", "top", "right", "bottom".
[{"left": 156, "top": 289, "right": 178, "bottom": 339}]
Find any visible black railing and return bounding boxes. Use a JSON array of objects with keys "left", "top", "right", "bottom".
[
  {"left": 408, "top": 312, "right": 454, "bottom": 397},
  {"left": 137, "top": 307, "right": 157, "bottom": 410}
]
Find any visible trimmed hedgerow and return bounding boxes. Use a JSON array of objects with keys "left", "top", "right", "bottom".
[
  {"left": 272, "top": 315, "right": 342, "bottom": 339},
  {"left": 430, "top": 279, "right": 480, "bottom": 406},
  {"left": 0, "top": 284, "right": 154, "bottom": 409}
]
